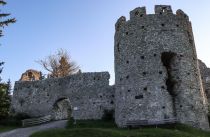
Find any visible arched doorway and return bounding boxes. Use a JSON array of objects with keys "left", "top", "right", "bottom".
[{"left": 52, "top": 98, "right": 72, "bottom": 120}]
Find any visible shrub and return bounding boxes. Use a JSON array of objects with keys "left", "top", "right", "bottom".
[
  {"left": 14, "top": 113, "right": 31, "bottom": 120},
  {"left": 102, "top": 109, "right": 114, "bottom": 121},
  {"left": 0, "top": 117, "right": 21, "bottom": 126}
]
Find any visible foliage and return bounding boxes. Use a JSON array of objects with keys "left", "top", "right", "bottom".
[
  {"left": 0, "top": 117, "right": 21, "bottom": 127},
  {"left": 0, "top": 81, "right": 11, "bottom": 119},
  {"left": 0, "top": 62, "right": 4, "bottom": 81},
  {"left": 0, "top": 0, "right": 16, "bottom": 37},
  {"left": 0, "top": 0, "right": 16, "bottom": 120},
  {"left": 67, "top": 118, "right": 117, "bottom": 128},
  {"left": 30, "top": 121, "right": 210, "bottom": 137},
  {"left": 13, "top": 113, "right": 31, "bottom": 120},
  {"left": 0, "top": 125, "right": 17, "bottom": 133},
  {"left": 102, "top": 109, "right": 115, "bottom": 121},
  {"left": 0, "top": 117, "right": 21, "bottom": 133},
  {"left": 37, "top": 49, "right": 79, "bottom": 78}
]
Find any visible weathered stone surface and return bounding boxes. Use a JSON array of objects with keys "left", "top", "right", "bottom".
[
  {"left": 20, "top": 69, "right": 42, "bottom": 81},
  {"left": 114, "top": 5, "right": 209, "bottom": 130},
  {"left": 52, "top": 98, "right": 71, "bottom": 120},
  {"left": 12, "top": 72, "right": 115, "bottom": 120},
  {"left": 199, "top": 60, "right": 210, "bottom": 104},
  {"left": 12, "top": 5, "right": 209, "bottom": 131}
]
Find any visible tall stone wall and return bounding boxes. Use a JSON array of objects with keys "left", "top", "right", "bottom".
[
  {"left": 114, "top": 5, "right": 209, "bottom": 130},
  {"left": 12, "top": 72, "right": 115, "bottom": 120},
  {"left": 199, "top": 60, "right": 210, "bottom": 104}
]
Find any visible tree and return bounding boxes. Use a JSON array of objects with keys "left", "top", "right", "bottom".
[
  {"left": 0, "top": 0, "right": 15, "bottom": 119},
  {"left": 0, "top": 0, "right": 16, "bottom": 37},
  {"left": 0, "top": 62, "right": 4, "bottom": 81},
  {"left": 38, "top": 49, "right": 80, "bottom": 78},
  {"left": 0, "top": 0, "right": 15, "bottom": 92},
  {"left": 0, "top": 79, "right": 11, "bottom": 119}
]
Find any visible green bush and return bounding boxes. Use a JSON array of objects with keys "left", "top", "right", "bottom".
[
  {"left": 67, "top": 118, "right": 117, "bottom": 128},
  {"left": 0, "top": 113, "right": 30, "bottom": 127},
  {"left": 13, "top": 113, "right": 31, "bottom": 120},
  {"left": 0, "top": 117, "right": 21, "bottom": 126},
  {"left": 102, "top": 109, "right": 114, "bottom": 121}
]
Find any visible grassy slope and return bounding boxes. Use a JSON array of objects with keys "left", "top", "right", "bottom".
[
  {"left": 0, "top": 126, "right": 17, "bottom": 133},
  {"left": 30, "top": 120, "right": 210, "bottom": 137}
]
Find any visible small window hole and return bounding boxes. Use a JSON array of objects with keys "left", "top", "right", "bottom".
[
  {"left": 110, "top": 101, "right": 114, "bottom": 104},
  {"left": 135, "top": 11, "right": 139, "bottom": 16},
  {"left": 142, "top": 72, "right": 146, "bottom": 76},
  {"left": 135, "top": 95, "right": 144, "bottom": 99},
  {"left": 117, "top": 43, "right": 120, "bottom": 52}
]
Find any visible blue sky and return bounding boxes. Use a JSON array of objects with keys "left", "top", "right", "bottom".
[{"left": 0, "top": 0, "right": 210, "bottom": 86}]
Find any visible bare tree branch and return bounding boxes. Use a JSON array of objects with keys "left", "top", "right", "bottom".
[{"left": 37, "top": 49, "right": 80, "bottom": 78}]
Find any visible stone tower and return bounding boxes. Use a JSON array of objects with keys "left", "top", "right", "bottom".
[
  {"left": 114, "top": 5, "right": 209, "bottom": 130},
  {"left": 20, "top": 69, "right": 42, "bottom": 81}
]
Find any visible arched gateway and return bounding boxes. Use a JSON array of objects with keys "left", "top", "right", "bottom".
[{"left": 52, "top": 98, "right": 72, "bottom": 120}]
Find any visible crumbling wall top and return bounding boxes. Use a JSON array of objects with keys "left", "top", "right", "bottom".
[
  {"left": 176, "top": 9, "right": 189, "bottom": 20},
  {"left": 155, "top": 5, "right": 173, "bottom": 14},
  {"left": 130, "top": 7, "right": 146, "bottom": 20},
  {"left": 115, "top": 5, "right": 190, "bottom": 32}
]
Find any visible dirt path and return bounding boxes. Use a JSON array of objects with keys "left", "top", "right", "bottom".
[{"left": 0, "top": 120, "right": 67, "bottom": 137}]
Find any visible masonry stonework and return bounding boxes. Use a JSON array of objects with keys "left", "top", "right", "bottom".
[
  {"left": 12, "top": 72, "right": 114, "bottom": 120},
  {"left": 114, "top": 5, "right": 209, "bottom": 130},
  {"left": 199, "top": 60, "right": 210, "bottom": 104},
  {"left": 12, "top": 5, "right": 210, "bottom": 131},
  {"left": 20, "top": 69, "right": 42, "bottom": 81}
]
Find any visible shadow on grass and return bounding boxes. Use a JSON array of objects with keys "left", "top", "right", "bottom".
[{"left": 30, "top": 119, "right": 210, "bottom": 137}]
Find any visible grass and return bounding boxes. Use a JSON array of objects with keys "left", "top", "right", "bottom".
[
  {"left": 30, "top": 119, "right": 210, "bottom": 137},
  {"left": 0, "top": 125, "right": 18, "bottom": 133},
  {"left": 67, "top": 119, "right": 117, "bottom": 128},
  {"left": 0, "top": 117, "right": 21, "bottom": 133}
]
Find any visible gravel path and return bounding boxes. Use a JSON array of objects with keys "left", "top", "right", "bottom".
[{"left": 0, "top": 120, "right": 67, "bottom": 137}]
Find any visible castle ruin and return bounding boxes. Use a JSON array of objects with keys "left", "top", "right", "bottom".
[
  {"left": 12, "top": 5, "right": 210, "bottom": 130},
  {"left": 20, "top": 69, "right": 42, "bottom": 81}
]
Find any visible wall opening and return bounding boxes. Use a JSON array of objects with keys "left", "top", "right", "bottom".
[
  {"left": 135, "top": 11, "right": 139, "bottom": 16},
  {"left": 161, "top": 52, "right": 177, "bottom": 117},
  {"left": 117, "top": 43, "right": 120, "bottom": 52},
  {"left": 161, "top": 52, "right": 177, "bottom": 96},
  {"left": 135, "top": 95, "right": 144, "bottom": 99},
  {"left": 52, "top": 98, "right": 72, "bottom": 120}
]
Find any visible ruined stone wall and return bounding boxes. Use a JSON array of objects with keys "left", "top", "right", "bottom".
[
  {"left": 20, "top": 69, "right": 41, "bottom": 81},
  {"left": 199, "top": 60, "right": 210, "bottom": 104},
  {"left": 114, "top": 5, "right": 209, "bottom": 130},
  {"left": 12, "top": 72, "right": 115, "bottom": 120}
]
